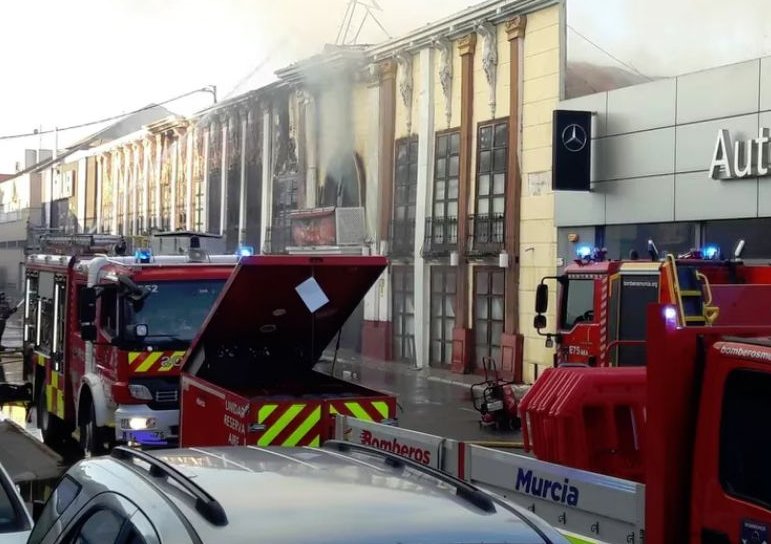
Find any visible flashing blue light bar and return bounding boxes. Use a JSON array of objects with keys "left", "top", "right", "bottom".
[
  {"left": 576, "top": 245, "right": 592, "bottom": 259},
  {"left": 701, "top": 245, "right": 720, "bottom": 260},
  {"left": 134, "top": 248, "right": 152, "bottom": 263},
  {"left": 236, "top": 246, "right": 254, "bottom": 257}
]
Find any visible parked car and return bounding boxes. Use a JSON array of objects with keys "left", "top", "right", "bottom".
[
  {"left": 25, "top": 441, "right": 569, "bottom": 544},
  {"left": 0, "top": 461, "right": 32, "bottom": 544}
]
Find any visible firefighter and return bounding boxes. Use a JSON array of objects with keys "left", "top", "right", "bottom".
[{"left": 0, "top": 293, "right": 18, "bottom": 351}]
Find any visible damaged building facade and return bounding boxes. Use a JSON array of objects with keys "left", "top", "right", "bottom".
[
  {"left": 15, "top": 0, "right": 563, "bottom": 382},
  {"left": 264, "top": 0, "right": 563, "bottom": 381}
]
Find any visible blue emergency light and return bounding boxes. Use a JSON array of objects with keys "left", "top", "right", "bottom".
[
  {"left": 236, "top": 246, "right": 254, "bottom": 257},
  {"left": 134, "top": 248, "right": 153, "bottom": 264},
  {"left": 701, "top": 245, "right": 720, "bottom": 260},
  {"left": 575, "top": 245, "right": 592, "bottom": 259}
]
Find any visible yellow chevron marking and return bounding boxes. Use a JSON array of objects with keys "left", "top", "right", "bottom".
[
  {"left": 258, "top": 404, "right": 278, "bottom": 423},
  {"left": 372, "top": 401, "right": 390, "bottom": 419},
  {"left": 282, "top": 406, "right": 321, "bottom": 447},
  {"left": 56, "top": 390, "right": 65, "bottom": 418},
  {"left": 257, "top": 404, "right": 304, "bottom": 446},
  {"left": 344, "top": 402, "right": 373, "bottom": 421},
  {"left": 135, "top": 352, "right": 162, "bottom": 373},
  {"left": 51, "top": 372, "right": 59, "bottom": 389},
  {"left": 128, "top": 352, "right": 141, "bottom": 365},
  {"left": 37, "top": 354, "right": 45, "bottom": 367}
]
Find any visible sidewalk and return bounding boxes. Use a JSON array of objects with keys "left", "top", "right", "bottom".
[{"left": 319, "top": 347, "right": 530, "bottom": 394}]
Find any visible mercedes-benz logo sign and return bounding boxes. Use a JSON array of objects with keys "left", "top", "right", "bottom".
[{"left": 561, "top": 123, "right": 588, "bottom": 152}]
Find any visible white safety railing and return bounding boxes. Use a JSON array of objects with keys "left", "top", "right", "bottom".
[{"left": 333, "top": 415, "right": 646, "bottom": 544}]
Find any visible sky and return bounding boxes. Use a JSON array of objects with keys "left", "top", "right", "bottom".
[{"left": 1, "top": 0, "right": 771, "bottom": 172}]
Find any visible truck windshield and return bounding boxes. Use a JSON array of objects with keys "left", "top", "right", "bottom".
[
  {"left": 560, "top": 278, "right": 595, "bottom": 330},
  {"left": 123, "top": 280, "right": 225, "bottom": 343}
]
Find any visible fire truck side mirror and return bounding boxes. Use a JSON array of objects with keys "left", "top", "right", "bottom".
[
  {"left": 78, "top": 287, "right": 98, "bottom": 342},
  {"left": 535, "top": 284, "right": 549, "bottom": 314},
  {"left": 78, "top": 288, "right": 97, "bottom": 324}
]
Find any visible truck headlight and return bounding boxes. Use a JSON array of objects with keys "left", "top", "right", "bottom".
[
  {"left": 121, "top": 417, "right": 157, "bottom": 430},
  {"left": 128, "top": 384, "right": 153, "bottom": 401}
]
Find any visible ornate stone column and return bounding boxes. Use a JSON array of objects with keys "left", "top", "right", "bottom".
[{"left": 451, "top": 32, "right": 477, "bottom": 374}]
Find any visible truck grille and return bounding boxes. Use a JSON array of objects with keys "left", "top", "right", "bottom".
[{"left": 155, "top": 390, "right": 179, "bottom": 403}]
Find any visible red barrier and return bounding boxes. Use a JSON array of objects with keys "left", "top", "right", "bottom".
[{"left": 519, "top": 366, "right": 647, "bottom": 482}]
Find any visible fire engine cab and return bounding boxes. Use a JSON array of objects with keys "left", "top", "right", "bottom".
[
  {"left": 22, "top": 233, "right": 243, "bottom": 456},
  {"left": 533, "top": 239, "right": 771, "bottom": 368}
]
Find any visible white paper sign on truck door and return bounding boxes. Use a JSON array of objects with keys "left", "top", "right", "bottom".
[{"left": 337, "top": 416, "right": 444, "bottom": 469}]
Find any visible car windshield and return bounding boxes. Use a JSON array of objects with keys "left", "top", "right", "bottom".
[{"left": 123, "top": 280, "right": 225, "bottom": 343}]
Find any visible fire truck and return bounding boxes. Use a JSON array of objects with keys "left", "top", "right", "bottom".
[
  {"left": 177, "top": 254, "right": 399, "bottom": 448},
  {"left": 532, "top": 239, "right": 771, "bottom": 368},
  {"left": 22, "top": 233, "right": 243, "bottom": 456}
]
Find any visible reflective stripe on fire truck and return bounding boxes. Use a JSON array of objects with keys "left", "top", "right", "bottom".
[
  {"left": 328, "top": 401, "right": 390, "bottom": 421},
  {"left": 39, "top": 353, "right": 65, "bottom": 419},
  {"left": 256, "top": 404, "right": 322, "bottom": 447},
  {"left": 128, "top": 351, "right": 186, "bottom": 373}
]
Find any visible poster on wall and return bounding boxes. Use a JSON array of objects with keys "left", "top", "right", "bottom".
[{"left": 552, "top": 110, "right": 592, "bottom": 191}]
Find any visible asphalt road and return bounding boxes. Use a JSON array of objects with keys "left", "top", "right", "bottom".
[{"left": 315, "top": 355, "right": 523, "bottom": 443}]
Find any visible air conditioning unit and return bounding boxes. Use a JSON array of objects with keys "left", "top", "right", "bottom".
[{"left": 335, "top": 207, "right": 366, "bottom": 246}]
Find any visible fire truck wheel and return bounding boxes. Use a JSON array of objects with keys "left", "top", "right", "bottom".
[{"left": 80, "top": 402, "right": 110, "bottom": 458}]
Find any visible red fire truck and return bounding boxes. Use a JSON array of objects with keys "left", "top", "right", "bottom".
[
  {"left": 533, "top": 240, "right": 771, "bottom": 368},
  {"left": 178, "top": 255, "right": 398, "bottom": 448},
  {"left": 22, "top": 233, "right": 243, "bottom": 456}
]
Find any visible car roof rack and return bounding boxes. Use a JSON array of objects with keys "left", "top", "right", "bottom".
[
  {"left": 111, "top": 446, "right": 228, "bottom": 526},
  {"left": 324, "top": 440, "right": 496, "bottom": 513}
]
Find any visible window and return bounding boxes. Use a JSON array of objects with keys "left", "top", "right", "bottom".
[
  {"left": 0, "top": 469, "right": 28, "bottom": 534},
  {"left": 720, "top": 369, "right": 771, "bottom": 509},
  {"left": 392, "top": 266, "right": 415, "bottom": 362},
  {"left": 474, "top": 269, "right": 505, "bottom": 367},
  {"left": 26, "top": 476, "right": 81, "bottom": 543},
  {"left": 124, "top": 280, "right": 225, "bottom": 343},
  {"left": 427, "top": 132, "right": 460, "bottom": 253},
  {"left": 603, "top": 222, "right": 696, "bottom": 261},
  {"left": 704, "top": 217, "right": 771, "bottom": 260},
  {"left": 391, "top": 137, "right": 419, "bottom": 257},
  {"left": 475, "top": 121, "right": 507, "bottom": 217},
  {"left": 560, "top": 278, "right": 595, "bottom": 330},
  {"left": 68, "top": 509, "right": 125, "bottom": 544},
  {"left": 471, "top": 121, "right": 507, "bottom": 254},
  {"left": 430, "top": 267, "right": 456, "bottom": 367}
]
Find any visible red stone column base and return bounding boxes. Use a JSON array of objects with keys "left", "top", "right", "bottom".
[
  {"left": 362, "top": 320, "right": 392, "bottom": 361},
  {"left": 500, "top": 332, "right": 524, "bottom": 383},
  {"left": 451, "top": 327, "right": 473, "bottom": 374}
]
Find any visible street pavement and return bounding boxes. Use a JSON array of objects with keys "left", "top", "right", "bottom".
[
  {"left": 1, "top": 315, "right": 523, "bottom": 448},
  {"left": 316, "top": 348, "right": 523, "bottom": 443}
]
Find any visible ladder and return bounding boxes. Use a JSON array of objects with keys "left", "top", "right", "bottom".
[{"left": 665, "top": 254, "right": 720, "bottom": 326}]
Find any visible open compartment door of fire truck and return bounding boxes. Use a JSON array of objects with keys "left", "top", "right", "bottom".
[{"left": 179, "top": 255, "right": 396, "bottom": 448}]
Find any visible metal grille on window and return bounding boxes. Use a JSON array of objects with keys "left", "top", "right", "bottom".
[
  {"left": 391, "top": 137, "right": 419, "bottom": 258},
  {"left": 470, "top": 121, "right": 507, "bottom": 256},
  {"left": 392, "top": 266, "right": 415, "bottom": 362},
  {"left": 474, "top": 268, "right": 505, "bottom": 369},
  {"left": 430, "top": 267, "right": 456, "bottom": 367}
]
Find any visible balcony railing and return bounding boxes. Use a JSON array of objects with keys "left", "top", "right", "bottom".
[
  {"left": 467, "top": 214, "right": 505, "bottom": 257},
  {"left": 422, "top": 216, "right": 458, "bottom": 258},
  {"left": 264, "top": 224, "right": 292, "bottom": 255},
  {"left": 389, "top": 219, "right": 416, "bottom": 258}
]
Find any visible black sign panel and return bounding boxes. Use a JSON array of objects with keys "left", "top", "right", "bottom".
[{"left": 552, "top": 110, "right": 592, "bottom": 191}]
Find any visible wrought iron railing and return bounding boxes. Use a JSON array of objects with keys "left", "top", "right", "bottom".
[
  {"left": 422, "top": 216, "right": 458, "bottom": 257},
  {"left": 466, "top": 214, "right": 505, "bottom": 256}
]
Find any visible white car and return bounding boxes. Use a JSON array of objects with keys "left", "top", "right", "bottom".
[{"left": 0, "top": 461, "right": 32, "bottom": 544}]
